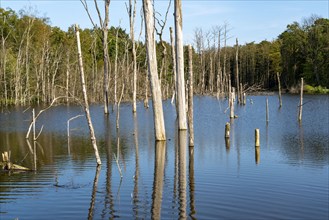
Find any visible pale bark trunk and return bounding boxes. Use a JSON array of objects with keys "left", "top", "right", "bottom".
[
  {"left": 103, "top": 27, "right": 109, "bottom": 114},
  {"left": 103, "top": 0, "right": 110, "bottom": 114},
  {"left": 170, "top": 27, "right": 177, "bottom": 105},
  {"left": 142, "top": 0, "right": 166, "bottom": 141},
  {"left": 266, "top": 97, "right": 269, "bottom": 124},
  {"left": 235, "top": 38, "right": 240, "bottom": 104},
  {"left": 298, "top": 78, "right": 303, "bottom": 122},
  {"left": 129, "top": 0, "right": 137, "bottom": 113},
  {"left": 75, "top": 25, "right": 101, "bottom": 165},
  {"left": 217, "top": 30, "right": 222, "bottom": 98},
  {"left": 144, "top": 65, "right": 149, "bottom": 108},
  {"left": 175, "top": 0, "right": 187, "bottom": 130},
  {"left": 114, "top": 28, "right": 119, "bottom": 106},
  {"left": 187, "top": 45, "right": 194, "bottom": 147},
  {"left": 277, "top": 72, "right": 282, "bottom": 108},
  {"left": 66, "top": 54, "right": 70, "bottom": 103},
  {"left": 209, "top": 57, "right": 213, "bottom": 93}
]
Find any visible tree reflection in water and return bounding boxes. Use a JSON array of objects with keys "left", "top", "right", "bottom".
[
  {"left": 178, "top": 130, "right": 187, "bottom": 219},
  {"left": 88, "top": 165, "right": 101, "bottom": 220},
  {"left": 151, "top": 141, "right": 166, "bottom": 219},
  {"left": 189, "top": 146, "right": 196, "bottom": 219}
]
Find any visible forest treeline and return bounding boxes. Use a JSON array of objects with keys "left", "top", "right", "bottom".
[{"left": 0, "top": 8, "right": 328, "bottom": 106}]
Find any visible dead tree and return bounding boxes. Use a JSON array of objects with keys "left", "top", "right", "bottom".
[
  {"left": 170, "top": 27, "right": 177, "bottom": 105},
  {"left": 187, "top": 45, "right": 194, "bottom": 147},
  {"left": 235, "top": 38, "right": 240, "bottom": 104},
  {"left": 75, "top": 24, "right": 101, "bottom": 165},
  {"left": 155, "top": 0, "right": 172, "bottom": 99},
  {"left": 81, "top": 0, "right": 111, "bottom": 114},
  {"left": 142, "top": 0, "right": 166, "bottom": 141},
  {"left": 277, "top": 72, "right": 282, "bottom": 108},
  {"left": 126, "top": 0, "right": 137, "bottom": 113},
  {"left": 298, "top": 78, "right": 303, "bottom": 122},
  {"left": 174, "top": 0, "right": 187, "bottom": 130}
]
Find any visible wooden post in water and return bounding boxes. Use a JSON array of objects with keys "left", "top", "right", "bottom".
[
  {"left": 298, "top": 78, "right": 303, "bottom": 122},
  {"left": 225, "top": 122, "right": 230, "bottom": 148},
  {"left": 187, "top": 45, "right": 194, "bottom": 147},
  {"left": 255, "top": 129, "right": 260, "bottom": 147},
  {"left": 225, "top": 122, "right": 230, "bottom": 138},
  {"left": 277, "top": 72, "right": 282, "bottom": 108},
  {"left": 266, "top": 97, "right": 269, "bottom": 124},
  {"left": 255, "top": 145, "right": 260, "bottom": 164}
]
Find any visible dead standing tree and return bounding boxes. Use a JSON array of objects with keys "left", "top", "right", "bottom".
[
  {"left": 170, "top": 27, "right": 177, "bottom": 106},
  {"left": 75, "top": 25, "right": 101, "bottom": 165},
  {"left": 142, "top": 0, "right": 166, "bottom": 141},
  {"left": 235, "top": 38, "right": 240, "bottom": 104},
  {"left": 81, "top": 0, "right": 111, "bottom": 115},
  {"left": 174, "top": 0, "right": 187, "bottom": 130},
  {"left": 126, "top": 0, "right": 138, "bottom": 113},
  {"left": 155, "top": 0, "right": 172, "bottom": 99}
]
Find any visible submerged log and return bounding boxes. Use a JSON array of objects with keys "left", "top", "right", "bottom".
[{"left": 1, "top": 151, "right": 31, "bottom": 171}]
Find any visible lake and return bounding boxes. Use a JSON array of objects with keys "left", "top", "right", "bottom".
[{"left": 0, "top": 95, "right": 328, "bottom": 219}]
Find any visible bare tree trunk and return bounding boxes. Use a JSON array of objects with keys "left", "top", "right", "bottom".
[
  {"left": 223, "top": 23, "right": 228, "bottom": 96},
  {"left": 298, "top": 78, "right": 303, "bottom": 122},
  {"left": 170, "top": 27, "right": 177, "bottom": 105},
  {"left": 1, "top": 37, "right": 8, "bottom": 105},
  {"left": 235, "top": 38, "right": 240, "bottom": 104},
  {"left": 142, "top": 0, "right": 166, "bottom": 141},
  {"left": 201, "top": 50, "right": 205, "bottom": 93},
  {"left": 103, "top": 6, "right": 110, "bottom": 114},
  {"left": 230, "top": 88, "right": 235, "bottom": 119},
  {"left": 128, "top": 0, "right": 137, "bottom": 113},
  {"left": 75, "top": 25, "right": 101, "bottom": 165},
  {"left": 209, "top": 57, "right": 213, "bottom": 93},
  {"left": 277, "top": 72, "right": 282, "bottom": 108},
  {"left": 81, "top": 0, "right": 111, "bottom": 114},
  {"left": 216, "top": 28, "right": 222, "bottom": 98},
  {"left": 144, "top": 65, "right": 149, "bottom": 108},
  {"left": 175, "top": 0, "right": 187, "bottom": 130},
  {"left": 114, "top": 27, "right": 119, "bottom": 107},
  {"left": 66, "top": 54, "right": 70, "bottom": 103},
  {"left": 187, "top": 45, "right": 194, "bottom": 147}
]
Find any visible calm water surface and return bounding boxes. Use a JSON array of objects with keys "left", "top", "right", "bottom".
[{"left": 0, "top": 95, "right": 328, "bottom": 219}]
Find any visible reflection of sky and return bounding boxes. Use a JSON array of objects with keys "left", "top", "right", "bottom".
[{"left": 0, "top": 95, "right": 328, "bottom": 219}]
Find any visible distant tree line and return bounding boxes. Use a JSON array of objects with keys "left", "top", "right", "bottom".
[{"left": 0, "top": 8, "right": 328, "bottom": 106}]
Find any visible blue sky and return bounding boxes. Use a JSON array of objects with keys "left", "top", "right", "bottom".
[{"left": 1, "top": 0, "right": 328, "bottom": 46}]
